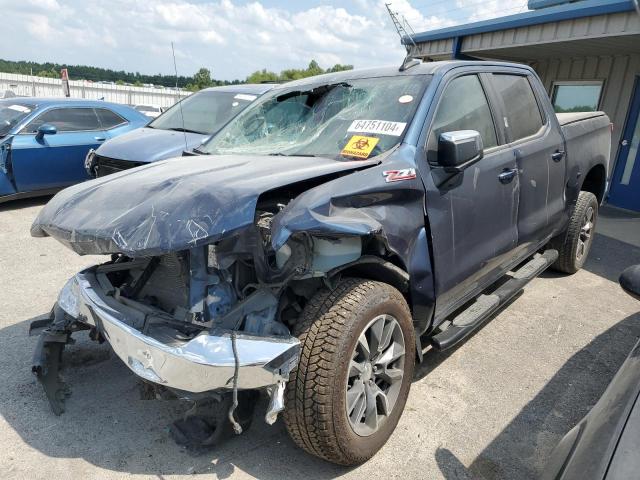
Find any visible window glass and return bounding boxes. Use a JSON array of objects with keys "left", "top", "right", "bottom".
[
  {"left": 95, "top": 108, "right": 127, "bottom": 129},
  {"left": 201, "top": 75, "right": 430, "bottom": 159},
  {"left": 150, "top": 91, "right": 258, "bottom": 135},
  {"left": 429, "top": 74, "right": 497, "bottom": 154},
  {"left": 25, "top": 107, "right": 101, "bottom": 133},
  {"left": 492, "top": 74, "right": 543, "bottom": 141},
  {"left": 0, "top": 102, "right": 33, "bottom": 136},
  {"left": 552, "top": 83, "right": 602, "bottom": 113}
]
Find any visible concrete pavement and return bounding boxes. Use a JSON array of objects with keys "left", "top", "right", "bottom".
[{"left": 1, "top": 197, "right": 639, "bottom": 480}]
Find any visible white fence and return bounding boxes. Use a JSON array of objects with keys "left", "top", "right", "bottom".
[{"left": 0, "top": 72, "right": 191, "bottom": 108}]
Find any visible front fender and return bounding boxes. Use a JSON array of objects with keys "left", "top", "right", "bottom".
[{"left": 271, "top": 151, "right": 436, "bottom": 333}]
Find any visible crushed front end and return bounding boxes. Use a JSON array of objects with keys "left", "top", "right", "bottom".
[{"left": 32, "top": 217, "right": 316, "bottom": 425}]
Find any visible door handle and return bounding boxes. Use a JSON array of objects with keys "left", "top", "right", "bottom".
[
  {"left": 622, "top": 139, "right": 629, "bottom": 147},
  {"left": 551, "top": 150, "right": 565, "bottom": 162},
  {"left": 94, "top": 136, "right": 106, "bottom": 142},
  {"left": 498, "top": 168, "right": 518, "bottom": 184}
]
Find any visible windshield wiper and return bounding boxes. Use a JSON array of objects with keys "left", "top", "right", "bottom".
[{"left": 167, "top": 127, "right": 203, "bottom": 134}]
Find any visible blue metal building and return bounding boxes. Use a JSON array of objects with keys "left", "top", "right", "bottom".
[{"left": 409, "top": 0, "right": 640, "bottom": 211}]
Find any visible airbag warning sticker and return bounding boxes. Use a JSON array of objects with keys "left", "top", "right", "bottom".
[
  {"left": 341, "top": 135, "right": 379, "bottom": 159},
  {"left": 347, "top": 119, "right": 406, "bottom": 137}
]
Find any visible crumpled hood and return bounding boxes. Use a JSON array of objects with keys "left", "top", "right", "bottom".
[
  {"left": 96, "top": 127, "right": 206, "bottom": 163},
  {"left": 31, "top": 154, "right": 378, "bottom": 257}
]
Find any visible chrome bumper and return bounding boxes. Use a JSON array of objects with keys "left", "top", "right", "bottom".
[{"left": 62, "top": 270, "right": 300, "bottom": 393}]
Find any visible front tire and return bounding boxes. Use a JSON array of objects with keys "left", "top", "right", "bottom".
[
  {"left": 283, "top": 278, "right": 415, "bottom": 465},
  {"left": 551, "top": 191, "right": 598, "bottom": 274}
]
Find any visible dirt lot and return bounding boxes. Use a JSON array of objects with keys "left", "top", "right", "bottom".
[{"left": 1, "top": 197, "right": 640, "bottom": 480}]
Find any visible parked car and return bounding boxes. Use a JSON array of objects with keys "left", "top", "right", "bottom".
[
  {"left": 542, "top": 264, "right": 640, "bottom": 480},
  {"left": 86, "top": 84, "right": 274, "bottom": 177},
  {"left": 0, "top": 98, "right": 147, "bottom": 203},
  {"left": 30, "top": 61, "right": 610, "bottom": 465},
  {"left": 132, "top": 104, "right": 163, "bottom": 118}
]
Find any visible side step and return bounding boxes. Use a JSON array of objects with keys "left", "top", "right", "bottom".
[{"left": 430, "top": 249, "right": 558, "bottom": 351}]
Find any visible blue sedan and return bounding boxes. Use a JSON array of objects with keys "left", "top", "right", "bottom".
[{"left": 0, "top": 98, "right": 148, "bottom": 202}]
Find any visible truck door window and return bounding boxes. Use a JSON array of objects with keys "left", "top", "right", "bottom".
[
  {"left": 428, "top": 74, "right": 497, "bottom": 160},
  {"left": 492, "top": 74, "right": 543, "bottom": 141},
  {"left": 24, "top": 108, "right": 101, "bottom": 133}
]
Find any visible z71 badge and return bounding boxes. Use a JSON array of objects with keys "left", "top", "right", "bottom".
[{"left": 382, "top": 168, "right": 417, "bottom": 183}]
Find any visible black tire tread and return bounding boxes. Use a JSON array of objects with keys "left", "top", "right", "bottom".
[
  {"left": 283, "top": 278, "right": 410, "bottom": 465},
  {"left": 551, "top": 191, "right": 598, "bottom": 274}
]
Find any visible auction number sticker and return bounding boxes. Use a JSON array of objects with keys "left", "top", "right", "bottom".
[
  {"left": 347, "top": 119, "right": 406, "bottom": 137},
  {"left": 341, "top": 135, "right": 380, "bottom": 159}
]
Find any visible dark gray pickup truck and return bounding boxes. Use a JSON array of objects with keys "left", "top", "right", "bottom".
[{"left": 29, "top": 60, "right": 610, "bottom": 465}]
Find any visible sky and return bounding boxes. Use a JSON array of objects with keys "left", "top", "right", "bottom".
[{"left": 0, "top": 0, "right": 529, "bottom": 81}]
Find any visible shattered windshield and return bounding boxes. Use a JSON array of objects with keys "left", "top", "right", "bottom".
[
  {"left": 200, "top": 75, "right": 430, "bottom": 160},
  {"left": 0, "top": 103, "right": 33, "bottom": 136},
  {"left": 149, "top": 91, "right": 258, "bottom": 135}
]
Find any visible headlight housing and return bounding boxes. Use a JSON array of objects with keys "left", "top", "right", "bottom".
[
  {"left": 57, "top": 276, "right": 80, "bottom": 318},
  {"left": 84, "top": 149, "right": 96, "bottom": 177}
]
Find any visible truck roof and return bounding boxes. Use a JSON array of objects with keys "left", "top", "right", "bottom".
[
  {"left": 271, "top": 60, "right": 535, "bottom": 91},
  {"left": 200, "top": 83, "right": 275, "bottom": 95}
]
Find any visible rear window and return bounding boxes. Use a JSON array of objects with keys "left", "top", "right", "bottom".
[
  {"left": 25, "top": 107, "right": 101, "bottom": 133},
  {"left": 552, "top": 82, "right": 602, "bottom": 113},
  {"left": 492, "top": 74, "right": 544, "bottom": 141}
]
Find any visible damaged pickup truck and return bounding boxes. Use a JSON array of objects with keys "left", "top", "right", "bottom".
[{"left": 30, "top": 60, "right": 610, "bottom": 465}]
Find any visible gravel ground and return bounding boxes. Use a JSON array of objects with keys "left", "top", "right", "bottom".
[{"left": 1, "top": 197, "right": 639, "bottom": 480}]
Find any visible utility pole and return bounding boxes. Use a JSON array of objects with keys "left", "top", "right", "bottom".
[{"left": 385, "top": 3, "right": 417, "bottom": 54}]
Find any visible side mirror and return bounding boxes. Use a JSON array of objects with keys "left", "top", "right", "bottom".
[
  {"left": 438, "top": 130, "right": 483, "bottom": 173},
  {"left": 619, "top": 265, "right": 640, "bottom": 301},
  {"left": 36, "top": 124, "right": 57, "bottom": 139}
]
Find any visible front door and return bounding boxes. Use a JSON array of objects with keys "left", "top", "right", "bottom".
[
  {"left": 10, "top": 107, "right": 105, "bottom": 192},
  {"left": 421, "top": 73, "right": 520, "bottom": 320},
  {"left": 609, "top": 76, "right": 640, "bottom": 212}
]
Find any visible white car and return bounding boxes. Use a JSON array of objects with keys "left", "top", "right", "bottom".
[{"left": 132, "top": 104, "right": 163, "bottom": 118}]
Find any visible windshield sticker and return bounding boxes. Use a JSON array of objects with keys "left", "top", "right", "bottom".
[
  {"left": 347, "top": 119, "right": 406, "bottom": 137},
  {"left": 8, "top": 105, "right": 30, "bottom": 113},
  {"left": 234, "top": 94, "right": 257, "bottom": 102},
  {"left": 341, "top": 135, "right": 380, "bottom": 159},
  {"left": 398, "top": 95, "right": 413, "bottom": 104},
  {"left": 383, "top": 168, "right": 417, "bottom": 183}
]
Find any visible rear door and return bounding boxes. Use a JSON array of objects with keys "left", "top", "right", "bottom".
[
  {"left": 10, "top": 107, "right": 107, "bottom": 192},
  {"left": 490, "top": 73, "right": 566, "bottom": 249},
  {"left": 421, "top": 72, "right": 520, "bottom": 319}
]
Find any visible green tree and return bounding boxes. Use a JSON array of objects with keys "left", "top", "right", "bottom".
[
  {"left": 246, "top": 68, "right": 280, "bottom": 84},
  {"left": 192, "top": 67, "right": 213, "bottom": 90},
  {"left": 36, "top": 68, "right": 58, "bottom": 78}
]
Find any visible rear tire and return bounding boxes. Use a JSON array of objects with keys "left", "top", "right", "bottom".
[
  {"left": 283, "top": 278, "right": 415, "bottom": 465},
  {"left": 551, "top": 191, "right": 598, "bottom": 274}
]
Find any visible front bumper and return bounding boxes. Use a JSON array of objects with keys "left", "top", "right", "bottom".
[{"left": 63, "top": 270, "right": 300, "bottom": 393}]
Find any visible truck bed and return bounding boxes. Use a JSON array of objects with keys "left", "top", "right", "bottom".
[
  {"left": 556, "top": 111, "right": 607, "bottom": 126},
  {"left": 557, "top": 111, "right": 611, "bottom": 180}
]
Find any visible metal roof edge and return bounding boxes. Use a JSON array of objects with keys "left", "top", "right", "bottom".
[{"left": 408, "top": 0, "right": 635, "bottom": 44}]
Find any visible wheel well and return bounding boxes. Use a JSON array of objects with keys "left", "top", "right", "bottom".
[
  {"left": 331, "top": 256, "right": 410, "bottom": 298},
  {"left": 581, "top": 164, "right": 606, "bottom": 204}
]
